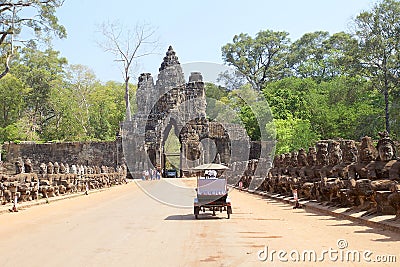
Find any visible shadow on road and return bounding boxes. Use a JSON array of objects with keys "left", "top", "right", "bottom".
[
  {"left": 165, "top": 214, "right": 196, "bottom": 220},
  {"left": 165, "top": 213, "right": 226, "bottom": 220}
]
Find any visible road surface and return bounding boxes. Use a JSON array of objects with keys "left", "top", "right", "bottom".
[{"left": 0, "top": 178, "right": 399, "bottom": 267}]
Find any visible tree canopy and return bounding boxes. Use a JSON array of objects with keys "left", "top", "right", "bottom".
[
  {"left": 0, "top": 0, "right": 66, "bottom": 79},
  {"left": 1, "top": 0, "right": 400, "bottom": 156}
]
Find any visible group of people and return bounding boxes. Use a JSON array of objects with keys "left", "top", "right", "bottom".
[{"left": 142, "top": 168, "right": 161, "bottom": 180}]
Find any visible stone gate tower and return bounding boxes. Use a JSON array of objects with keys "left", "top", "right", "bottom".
[{"left": 122, "top": 46, "right": 247, "bottom": 178}]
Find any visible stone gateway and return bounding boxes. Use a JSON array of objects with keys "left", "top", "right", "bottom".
[{"left": 122, "top": 46, "right": 249, "bottom": 178}]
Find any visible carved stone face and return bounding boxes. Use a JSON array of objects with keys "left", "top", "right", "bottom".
[
  {"left": 360, "top": 147, "right": 374, "bottom": 162},
  {"left": 360, "top": 136, "right": 377, "bottom": 162},
  {"left": 329, "top": 142, "right": 342, "bottom": 165},
  {"left": 297, "top": 149, "right": 307, "bottom": 167},
  {"left": 378, "top": 143, "right": 394, "bottom": 161}
]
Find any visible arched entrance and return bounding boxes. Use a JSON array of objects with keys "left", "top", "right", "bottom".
[{"left": 161, "top": 119, "right": 182, "bottom": 177}]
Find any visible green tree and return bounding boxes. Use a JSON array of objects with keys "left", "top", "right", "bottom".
[
  {"left": 88, "top": 81, "right": 130, "bottom": 140},
  {"left": 205, "top": 82, "right": 230, "bottom": 121},
  {"left": 0, "top": 0, "right": 66, "bottom": 79},
  {"left": 222, "top": 30, "right": 290, "bottom": 91},
  {"left": 308, "top": 76, "right": 383, "bottom": 139},
  {"left": 353, "top": 0, "right": 400, "bottom": 133},
  {"left": 0, "top": 73, "right": 32, "bottom": 142},
  {"left": 267, "top": 116, "right": 320, "bottom": 155},
  {"left": 288, "top": 31, "right": 330, "bottom": 80},
  {"left": 263, "top": 77, "right": 316, "bottom": 120},
  {"left": 12, "top": 44, "right": 67, "bottom": 138},
  {"left": 44, "top": 79, "right": 84, "bottom": 141},
  {"left": 228, "top": 85, "right": 273, "bottom": 141},
  {"left": 216, "top": 69, "right": 247, "bottom": 91},
  {"left": 288, "top": 31, "right": 359, "bottom": 82},
  {"left": 0, "top": 73, "right": 28, "bottom": 127}
]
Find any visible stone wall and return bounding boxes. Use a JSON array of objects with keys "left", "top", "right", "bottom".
[{"left": 2, "top": 138, "right": 124, "bottom": 174}]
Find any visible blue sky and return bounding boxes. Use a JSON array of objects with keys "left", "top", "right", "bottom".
[{"left": 53, "top": 0, "right": 378, "bottom": 83}]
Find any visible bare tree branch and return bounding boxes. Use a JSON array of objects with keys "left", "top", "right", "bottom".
[{"left": 97, "top": 20, "right": 159, "bottom": 121}]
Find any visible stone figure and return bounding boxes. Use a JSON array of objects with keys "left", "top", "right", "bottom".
[
  {"left": 24, "top": 158, "right": 33, "bottom": 173},
  {"left": 47, "top": 162, "right": 54, "bottom": 174},
  {"left": 345, "top": 136, "right": 378, "bottom": 212},
  {"left": 71, "top": 164, "right": 77, "bottom": 174},
  {"left": 317, "top": 141, "right": 345, "bottom": 204},
  {"left": 53, "top": 162, "right": 60, "bottom": 174},
  {"left": 332, "top": 140, "right": 359, "bottom": 207},
  {"left": 59, "top": 163, "right": 66, "bottom": 174},
  {"left": 363, "top": 131, "right": 398, "bottom": 216},
  {"left": 15, "top": 159, "right": 24, "bottom": 174},
  {"left": 388, "top": 183, "right": 400, "bottom": 221},
  {"left": 39, "top": 163, "right": 47, "bottom": 175}
]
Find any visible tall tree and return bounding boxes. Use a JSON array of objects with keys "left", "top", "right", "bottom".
[
  {"left": 216, "top": 69, "right": 247, "bottom": 91},
  {"left": 353, "top": 0, "right": 400, "bottom": 133},
  {"left": 98, "top": 21, "right": 158, "bottom": 121},
  {"left": 288, "top": 31, "right": 359, "bottom": 81},
  {"left": 222, "top": 30, "right": 290, "bottom": 91},
  {"left": 0, "top": 73, "right": 28, "bottom": 127},
  {"left": 288, "top": 31, "right": 330, "bottom": 80},
  {"left": 12, "top": 44, "right": 67, "bottom": 138},
  {"left": 88, "top": 81, "right": 131, "bottom": 140},
  {"left": 0, "top": 0, "right": 66, "bottom": 79},
  {"left": 61, "top": 64, "right": 98, "bottom": 138}
]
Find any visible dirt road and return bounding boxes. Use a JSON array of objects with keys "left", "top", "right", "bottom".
[{"left": 1, "top": 178, "right": 399, "bottom": 267}]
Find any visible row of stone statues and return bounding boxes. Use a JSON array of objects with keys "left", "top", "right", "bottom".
[
  {"left": 235, "top": 131, "right": 400, "bottom": 222},
  {"left": 1, "top": 160, "right": 128, "bottom": 205}
]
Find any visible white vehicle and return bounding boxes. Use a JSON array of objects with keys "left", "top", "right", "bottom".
[{"left": 193, "top": 164, "right": 232, "bottom": 219}]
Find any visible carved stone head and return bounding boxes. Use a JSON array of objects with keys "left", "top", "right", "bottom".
[
  {"left": 291, "top": 151, "right": 298, "bottom": 167},
  {"left": 307, "top": 147, "right": 317, "bottom": 166},
  {"left": 15, "top": 159, "right": 23, "bottom": 174},
  {"left": 284, "top": 153, "right": 292, "bottom": 166},
  {"left": 316, "top": 142, "right": 329, "bottom": 165},
  {"left": 328, "top": 141, "right": 342, "bottom": 165},
  {"left": 376, "top": 131, "right": 397, "bottom": 161},
  {"left": 297, "top": 148, "right": 308, "bottom": 167},
  {"left": 359, "top": 136, "right": 377, "bottom": 162},
  {"left": 39, "top": 163, "right": 47, "bottom": 174},
  {"left": 343, "top": 140, "right": 358, "bottom": 163},
  {"left": 24, "top": 158, "right": 33, "bottom": 173},
  {"left": 47, "top": 162, "right": 54, "bottom": 174}
]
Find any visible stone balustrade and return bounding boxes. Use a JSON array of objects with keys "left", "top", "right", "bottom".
[
  {"left": 0, "top": 161, "right": 127, "bottom": 206},
  {"left": 233, "top": 131, "right": 400, "bottom": 222}
]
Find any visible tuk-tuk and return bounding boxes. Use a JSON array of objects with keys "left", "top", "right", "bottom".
[{"left": 193, "top": 163, "right": 232, "bottom": 219}]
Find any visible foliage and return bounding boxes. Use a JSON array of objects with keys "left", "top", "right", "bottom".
[
  {"left": 307, "top": 76, "right": 383, "bottom": 140},
  {"left": 0, "top": 47, "right": 133, "bottom": 143},
  {"left": 0, "top": 0, "right": 66, "bottom": 79},
  {"left": 263, "top": 77, "right": 316, "bottom": 120},
  {"left": 0, "top": 73, "right": 29, "bottom": 127},
  {"left": 288, "top": 31, "right": 359, "bottom": 81},
  {"left": 222, "top": 30, "right": 290, "bottom": 91},
  {"left": 227, "top": 85, "right": 273, "bottom": 141},
  {"left": 352, "top": 0, "right": 400, "bottom": 133},
  {"left": 267, "top": 116, "right": 320, "bottom": 155},
  {"left": 11, "top": 44, "right": 67, "bottom": 137},
  {"left": 1, "top": 0, "right": 400, "bottom": 149},
  {"left": 216, "top": 69, "right": 247, "bottom": 91}
]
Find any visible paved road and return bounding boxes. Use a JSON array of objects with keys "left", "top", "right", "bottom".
[{"left": 1, "top": 178, "right": 399, "bottom": 267}]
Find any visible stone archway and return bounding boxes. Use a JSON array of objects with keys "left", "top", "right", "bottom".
[{"left": 122, "top": 46, "right": 249, "bottom": 178}]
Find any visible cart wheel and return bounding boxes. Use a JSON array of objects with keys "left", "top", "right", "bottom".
[
  {"left": 227, "top": 206, "right": 232, "bottom": 219},
  {"left": 194, "top": 206, "right": 201, "bottom": 219}
]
